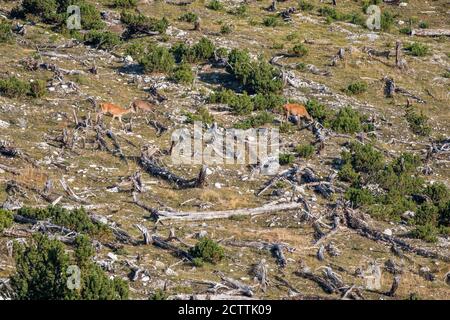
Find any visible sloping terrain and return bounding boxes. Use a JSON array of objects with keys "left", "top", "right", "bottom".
[{"left": 0, "top": 0, "right": 449, "bottom": 300}]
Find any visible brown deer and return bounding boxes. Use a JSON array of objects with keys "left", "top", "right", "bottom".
[
  {"left": 98, "top": 102, "right": 135, "bottom": 123},
  {"left": 283, "top": 103, "right": 313, "bottom": 125},
  {"left": 130, "top": 99, "right": 155, "bottom": 113}
]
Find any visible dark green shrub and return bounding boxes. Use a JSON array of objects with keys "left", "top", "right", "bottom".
[
  {"left": 377, "top": 165, "right": 423, "bottom": 195},
  {"left": 331, "top": 107, "right": 362, "bottom": 134},
  {"left": 362, "top": 0, "right": 381, "bottom": 13},
  {"left": 391, "top": 153, "right": 421, "bottom": 175},
  {"left": 263, "top": 16, "right": 280, "bottom": 27},
  {"left": 208, "top": 88, "right": 237, "bottom": 105},
  {"left": 0, "top": 77, "right": 30, "bottom": 98},
  {"left": 84, "top": 31, "right": 121, "bottom": 50},
  {"left": 20, "top": 0, "right": 60, "bottom": 23},
  {"left": 220, "top": 24, "right": 233, "bottom": 34},
  {"left": 121, "top": 11, "right": 168, "bottom": 37},
  {"left": 113, "top": 0, "right": 137, "bottom": 8},
  {"left": 405, "top": 42, "right": 429, "bottom": 57},
  {"left": 246, "top": 60, "right": 283, "bottom": 94},
  {"left": 178, "top": 12, "right": 198, "bottom": 23},
  {"left": 306, "top": 99, "right": 334, "bottom": 127},
  {"left": 252, "top": 93, "right": 285, "bottom": 111},
  {"left": 410, "top": 223, "right": 438, "bottom": 243},
  {"left": 230, "top": 4, "right": 248, "bottom": 16},
  {"left": 191, "top": 37, "right": 215, "bottom": 61},
  {"left": 298, "top": 0, "right": 314, "bottom": 11},
  {"left": 234, "top": 111, "right": 275, "bottom": 129},
  {"left": 189, "top": 238, "right": 224, "bottom": 264},
  {"left": 171, "top": 38, "right": 215, "bottom": 63},
  {"left": 295, "top": 144, "right": 315, "bottom": 158},
  {"left": 338, "top": 162, "right": 360, "bottom": 184},
  {"left": 345, "top": 188, "right": 375, "bottom": 207},
  {"left": 399, "top": 27, "right": 412, "bottom": 35},
  {"left": 279, "top": 122, "right": 295, "bottom": 133},
  {"left": 346, "top": 81, "right": 367, "bottom": 95},
  {"left": 414, "top": 202, "right": 439, "bottom": 226},
  {"left": 17, "top": 206, "right": 108, "bottom": 236},
  {"left": 405, "top": 107, "right": 431, "bottom": 136},
  {"left": 170, "top": 42, "right": 191, "bottom": 63},
  {"left": 439, "top": 200, "right": 450, "bottom": 227},
  {"left": 0, "top": 20, "right": 13, "bottom": 43},
  {"left": 209, "top": 89, "right": 284, "bottom": 114},
  {"left": 229, "top": 92, "right": 254, "bottom": 115},
  {"left": 343, "top": 143, "right": 384, "bottom": 175},
  {"left": 318, "top": 7, "right": 339, "bottom": 20},
  {"left": 424, "top": 182, "right": 449, "bottom": 206},
  {"left": 0, "top": 209, "right": 13, "bottom": 232},
  {"left": 348, "top": 12, "right": 365, "bottom": 26},
  {"left": 150, "top": 289, "right": 169, "bottom": 300},
  {"left": 207, "top": 0, "right": 223, "bottom": 11},
  {"left": 171, "top": 63, "right": 194, "bottom": 84},
  {"left": 279, "top": 153, "right": 295, "bottom": 165},
  {"left": 290, "top": 43, "right": 308, "bottom": 57},
  {"left": 77, "top": 1, "right": 106, "bottom": 30},
  {"left": 30, "top": 79, "right": 47, "bottom": 98},
  {"left": 11, "top": 233, "right": 129, "bottom": 300},
  {"left": 418, "top": 21, "right": 429, "bottom": 29},
  {"left": 184, "top": 107, "right": 214, "bottom": 125},
  {"left": 74, "top": 234, "right": 94, "bottom": 268},
  {"left": 139, "top": 45, "right": 175, "bottom": 73},
  {"left": 125, "top": 42, "right": 148, "bottom": 60},
  {"left": 380, "top": 11, "right": 394, "bottom": 31}
]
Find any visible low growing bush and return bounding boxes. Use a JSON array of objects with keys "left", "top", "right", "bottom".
[{"left": 189, "top": 238, "right": 224, "bottom": 264}]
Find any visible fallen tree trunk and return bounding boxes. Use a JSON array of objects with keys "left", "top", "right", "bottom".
[
  {"left": 411, "top": 29, "right": 450, "bottom": 37},
  {"left": 151, "top": 201, "right": 305, "bottom": 221},
  {"left": 344, "top": 209, "right": 450, "bottom": 262},
  {"left": 168, "top": 294, "right": 256, "bottom": 300},
  {"left": 139, "top": 153, "right": 207, "bottom": 189}
]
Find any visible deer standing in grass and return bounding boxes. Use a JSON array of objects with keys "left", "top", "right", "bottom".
[
  {"left": 98, "top": 102, "right": 135, "bottom": 123},
  {"left": 130, "top": 99, "right": 155, "bottom": 113},
  {"left": 283, "top": 103, "right": 313, "bottom": 126}
]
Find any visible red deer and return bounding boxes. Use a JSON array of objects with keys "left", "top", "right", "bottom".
[
  {"left": 283, "top": 103, "right": 313, "bottom": 125},
  {"left": 98, "top": 102, "right": 135, "bottom": 123},
  {"left": 130, "top": 99, "right": 155, "bottom": 113}
]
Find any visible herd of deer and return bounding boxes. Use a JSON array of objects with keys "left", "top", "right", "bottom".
[
  {"left": 97, "top": 99, "right": 155, "bottom": 123},
  {"left": 98, "top": 99, "right": 313, "bottom": 126}
]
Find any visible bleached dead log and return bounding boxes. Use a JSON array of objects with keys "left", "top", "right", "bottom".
[
  {"left": 411, "top": 29, "right": 450, "bottom": 37},
  {"left": 0, "top": 164, "right": 20, "bottom": 175},
  {"left": 395, "top": 41, "right": 407, "bottom": 70},
  {"left": 344, "top": 208, "right": 450, "bottom": 262},
  {"left": 295, "top": 267, "right": 337, "bottom": 294},
  {"left": 252, "top": 259, "right": 269, "bottom": 292},
  {"left": 315, "top": 215, "right": 340, "bottom": 245},
  {"left": 151, "top": 201, "right": 305, "bottom": 221},
  {"left": 325, "top": 242, "right": 341, "bottom": 257},
  {"left": 317, "top": 245, "right": 325, "bottom": 261},
  {"left": 7, "top": 180, "right": 57, "bottom": 203},
  {"left": 395, "top": 87, "right": 426, "bottom": 103},
  {"left": 168, "top": 294, "right": 256, "bottom": 300},
  {"left": 60, "top": 177, "right": 89, "bottom": 204},
  {"left": 216, "top": 271, "right": 254, "bottom": 297},
  {"left": 131, "top": 171, "right": 145, "bottom": 193},
  {"left": 106, "top": 129, "right": 127, "bottom": 163},
  {"left": 151, "top": 235, "right": 194, "bottom": 261},
  {"left": 135, "top": 224, "right": 151, "bottom": 245},
  {"left": 387, "top": 275, "right": 401, "bottom": 297},
  {"left": 139, "top": 152, "right": 207, "bottom": 189}
]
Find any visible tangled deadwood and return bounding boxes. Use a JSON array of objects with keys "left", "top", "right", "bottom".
[{"left": 139, "top": 149, "right": 207, "bottom": 189}]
